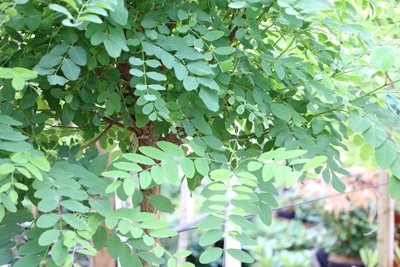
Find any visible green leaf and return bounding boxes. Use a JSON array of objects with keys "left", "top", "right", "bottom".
[
  {"left": 13, "top": 255, "right": 42, "bottom": 267},
  {"left": 105, "top": 180, "right": 122, "bottom": 193},
  {"left": 122, "top": 177, "right": 135, "bottom": 196},
  {"left": 88, "top": 153, "right": 109, "bottom": 176},
  {"left": 102, "top": 170, "right": 131, "bottom": 179},
  {"left": 113, "top": 161, "right": 142, "bottom": 172},
  {"left": 147, "top": 71, "right": 167, "bottom": 81},
  {"left": 199, "top": 247, "right": 223, "bottom": 264},
  {"left": 271, "top": 102, "right": 291, "bottom": 121},
  {"left": 137, "top": 251, "right": 165, "bottom": 264},
  {"left": 199, "top": 87, "right": 219, "bottom": 112},
  {"left": 262, "top": 163, "right": 278, "bottom": 182},
  {"left": 164, "top": 160, "right": 180, "bottom": 184},
  {"left": 295, "top": 0, "right": 331, "bottom": 12},
  {"left": 60, "top": 199, "right": 90, "bottom": 213},
  {"left": 39, "top": 53, "right": 62, "bottom": 68},
  {"left": 180, "top": 158, "right": 195, "bottom": 178},
  {"left": 38, "top": 229, "right": 60, "bottom": 246},
  {"left": 274, "top": 62, "right": 285, "bottom": 80},
  {"left": 203, "top": 31, "right": 225, "bottom": 41},
  {"left": 275, "top": 149, "right": 307, "bottom": 161},
  {"left": 227, "top": 249, "right": 254, "bottom": 264},
  {"left": 17, "top": 239, "right": 46, "bottom": 256},
  {"left": 220, "top": 59, "right": 235, "bottom": 71},
  {"left": 228, "top": 1, "right": 247, "bottom": 8},
  {"left": 139, "top": 146, "right": 169, "bottom": 161},
  {"left": 139, "top": 171, "right": 152, "bottom": 189},
  {"left": 156, "top": 141, "right": 184, "bottom": 157},
  {"left": 106, "top": 233, "right": 121, "bottom": 259},
  {"left": 389, "top": 176, "right": 400, "bottom": 199},
  {"left": 198, "top": 215, "right": 225, "bottom": 230},
  {"left": 61, "top": 214, "right": 87, "bottom": 230},
  {"left": 183, "top": 76, "right": 199, "bottom": 91},
  {"left": 36, "top": 213, "right": 59, "bottom": 228},
  {"left": 118, "top": 219, "right": 131, "bottom": 234},
  {"left": 25, "top": 162, "right": 43, "bottom": 180},
  {"left": 301, "top": 156, "right": 327, "bottom": 171},
  {"left": 19, "top": 92, "right": 38, "bottom": 109},
  {"left": 149, "top": 228, "right": 178, "bottom": 238},
  {"left": 209, "top": 168, "right": 231, "bottom": 181},
  {"left": 197, "top": 77, "right": 219, "bottom": 91},
  {"left": 348, "top": 111, "right": 372, "bottom": 133},
  {"left": 195, "top": 158, "right": 210, "bottom": 176},
  {"left": 52, "top": 240, "right": 68, "bottom": 266},
  {"left": 89, "top": 199, "right": 112, "bottom": 217},
  {"left": 363, "top": 126, "right": 387, "bottom": 148},
  {"left": 93, "top": 226, "right": 108, "bottom": 251},
  {"left": 173, "top": 62, "right": 188, "bottom": 81},
  {"left": 29, "top": 156, "right": 51, "bottom": 172},
  {"left": 123, "top": 153, "right": 156, "bottom": 165},
  {"left": 0, "top": 164, "right": 15, "bottom": 175},
  {"left": 360, "top": 143, "right": 374, "bottom": 160},
  {"left": 199, "top": 229, "right": 224, "bottom": 246},
  {"left": 48, "top": 75, "right": 66, "bottom": 85},
  {"left": 229, "top": 215, "right": 257, "bottom": 231},
  {"left": 78, "top": 14, "right": 102, "bottom": 23},
  {"left": 12, "top": 77, "right": 26, "bottom": 90},
  {"left": 49, "top": 4, "right": 73, "bottom": 19},
  {"left": 332, "top": 175, "right": 346, "bottom": 193},
  {"left": 61, "top": 59, "right": 80, "bottom": 80},
  {"left": 104, "top": 39, "right": 121, "bottom": 58},
  {"left": 214, "top": 47, "right": 235, "bottom": 55},
  {"left": 259, "top": 204, "right": 272, "bottom": 226},
  {"left": 375, "top": 139, "right": 397, "bottom": 169},
  {"left": 149, "top": 195, "right": 174, "bottom": 212},
  {"left": 0, "top": 115, "right": 22, "bottom": 126},
  {"left": 139, "top": 220, "right": 168, "bottom": 229},
  {"left": 150, "top": 165, "right": 164, "bottom": 184},
  {"left": 173, "top": 250, "right": 192, "bottom": 258},
  {"left": 187, "top": 61, "right": 214, "bottom": 76},
  {"left": 68, "top": 46, "right": 87, "bottom": 66}
]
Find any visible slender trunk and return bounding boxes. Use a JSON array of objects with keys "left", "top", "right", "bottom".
[
  {"left": 91, "top": 144, "right": 116, "bottom": 267},
  {"left": 177, "top": 179, "right": 194, "bottom": 266},
  {"left": 135, "top": 122, "right": 161, "bottom": 266},
  {"left": 224, "top": 175, "right": 241, "bottom": 267}
]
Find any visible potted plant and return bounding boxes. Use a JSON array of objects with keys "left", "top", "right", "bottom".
[
  {"left": 316, "top": 202, "right": 376, "bottom": 267},
  {"left": 297, "top": 166, "right": 378, "bottom": 267}
]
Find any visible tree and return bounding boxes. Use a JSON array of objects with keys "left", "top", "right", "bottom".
[{"left": 0, "top": 0, "right": 399, "bottom": 266}]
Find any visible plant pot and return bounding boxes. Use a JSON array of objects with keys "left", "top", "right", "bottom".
[
  {"left": 277, "top": 208, "right": 295, "bottom": 219},
  {"left": 316, "top": 251, "right": 365, "bottom": 267},
  {"left": 316, "top": 250, "right": 329, "bottom": 267},
  {"left": 327, "top": 254, "right": 364, "bottom": 267}
]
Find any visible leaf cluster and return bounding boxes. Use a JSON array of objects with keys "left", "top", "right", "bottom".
[{"left": 0, "top": 0, "right": 400, "bottom": 266}]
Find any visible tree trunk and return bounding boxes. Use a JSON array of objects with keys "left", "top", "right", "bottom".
[
  {"left": 134, "top": 122, "right": 162, "bottom": 266},
  {"left": 91, "top": 145, "right": 116, "bottom": 267},
  {"left": 177, "top": 179, "right": 194, "bottom": 266}
]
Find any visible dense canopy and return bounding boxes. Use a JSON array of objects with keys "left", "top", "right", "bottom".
[{"left": 0, "top": 0, "right": 400, "bottom": 266}]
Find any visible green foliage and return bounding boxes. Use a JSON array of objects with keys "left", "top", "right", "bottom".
[{"left": 0, "top": 0, "right": 400, "bottom": 266}]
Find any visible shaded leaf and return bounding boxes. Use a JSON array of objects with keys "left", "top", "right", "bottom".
[
  {"left": 375, "top": 139, "right": 397, "bottom": 169},
  {"left": 199, "top": 229, "right": 224, "bottom": 246},
  {"left": 38, "top": 229, "right": 60, "bottom": 246},
  {"left": 227, "top": 249, "right": 254, "bottom": 264},
  {"left": 149, "top": 195, "right": 174, "bottom": 212},
  {"left": 199, "top": 247, "right": 223, "bottom": 264}
]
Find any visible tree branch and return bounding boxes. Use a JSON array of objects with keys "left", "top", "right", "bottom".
[{"left": 79, "top": 121, "right": 115, "bottom": 151}]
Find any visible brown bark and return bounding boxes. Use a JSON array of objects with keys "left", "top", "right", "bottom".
[{"left": 134, "top": 121, "right": 161, "bottom": 266}]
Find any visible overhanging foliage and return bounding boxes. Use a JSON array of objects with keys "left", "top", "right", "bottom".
[{"left": 0, "top": 0, "right": 400, "bottom": 266}]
